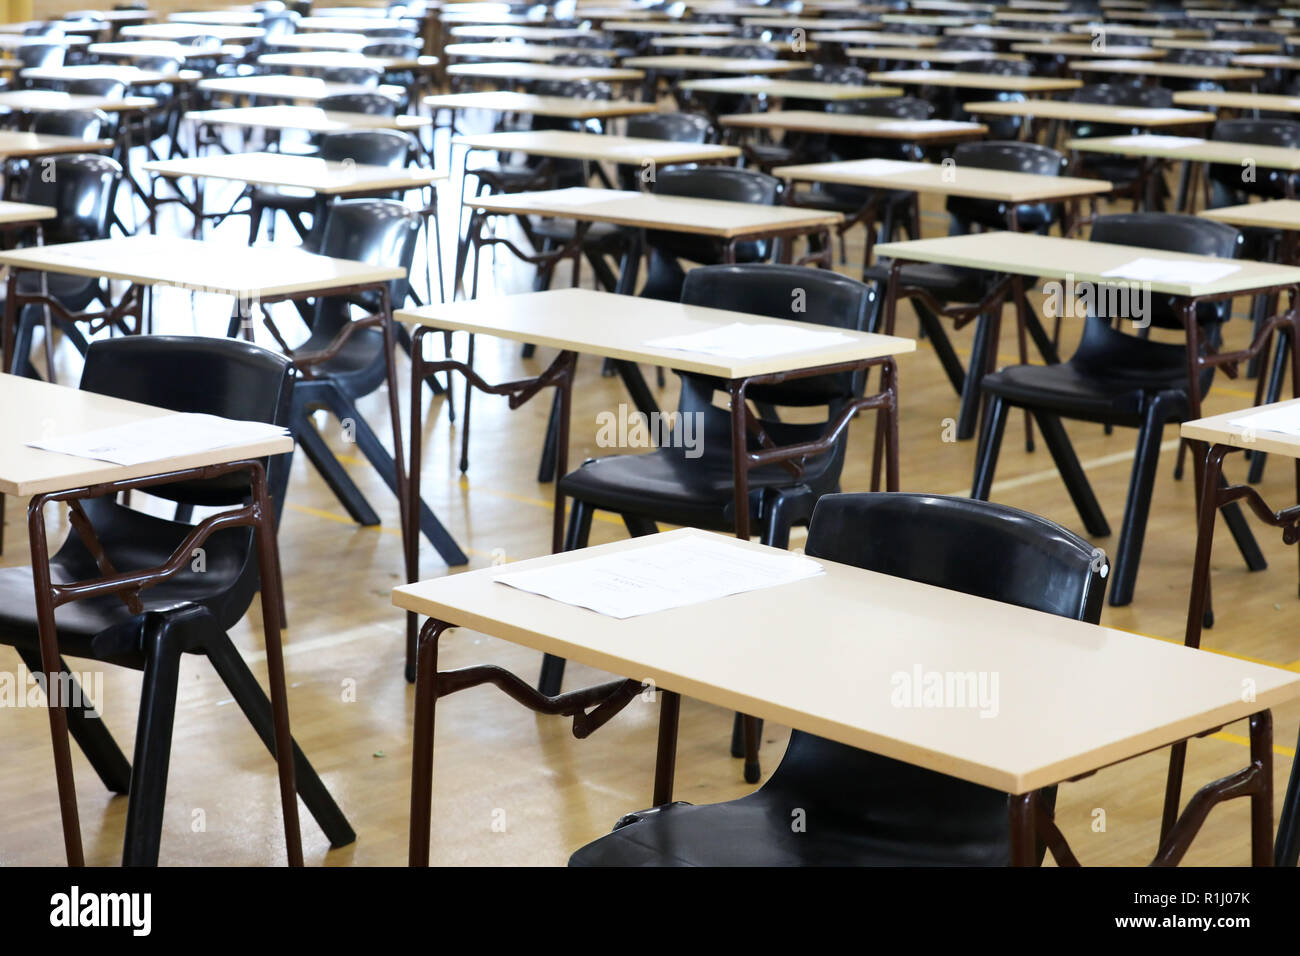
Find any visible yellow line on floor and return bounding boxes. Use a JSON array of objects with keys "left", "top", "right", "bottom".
[
  {"left": 1211, "top": 731, "right": 1296, "bottom": 761},
  {"left": 944, "top": 438, "right": 1182, "bottom": 498}
]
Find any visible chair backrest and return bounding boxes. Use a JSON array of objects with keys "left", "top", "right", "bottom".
[
  {"left": 763, "top": 492, "right": 1106, "bottom": 866},
  {"left": 33, "top": 108, "right": 107, "bottom": 139},
  {"left": 643, "top": 166, "right": 781, "bottom": 281},
  {"left": 18, "top": 43, "right": 65, "bottom": 69},
  {"left": 64, "top": 76, "right": 127, "bottom": 97},
  {"left": 318, "top": 128, "right": 411, "bottom": 167},
  {"left": 1208, "top": 118, "right": 1300, "bottom": 202},
  {"left": 826, "top": 96, "right": 931, "bottom": 166},
  {"left": 309, "top": 198, "right": 421, "bottom": 335},
  {"left": 946, "top": 140, "right": 1067, "bottom": 233},
  {"left": 625, "top": 111, "right": 711, "bottom": 144},
  {"left": 320, "top": 67, "right": 380, "bottom": 86},
  {"left": 316, "top": 91, "right": 399, "bottom": 115},
  {"left": 21, "top": 153, "right": 120, "bottom": 244},
  {"left": 72, "top": 336, "right": 295, "bottom": 630},
  {"left": 1087, "top": 212, "right": 1242, "bottom": 331}
]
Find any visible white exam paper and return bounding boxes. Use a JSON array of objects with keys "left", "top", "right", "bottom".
[
  {"left": 1105, "top": 134, "right": 1204, "bottom": 148},
  {"left": 644, "top": 322, "right": 854, "bottom": 359},
  {"left": 495, "top": 534, "right": 825, "bottom": 618},
  {"left": 28, "top": 413, "right": 289, "bottom": 466},
  {"left": 1100, "top": 257, "right": 1241, "bottom": 285},
  {"left": 1227, "top": 404, "right": 1300, "bottom": 437}
]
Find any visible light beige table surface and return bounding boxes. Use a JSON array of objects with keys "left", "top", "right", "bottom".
[
  {"left": 87, "top": 40, "right": 247, "bottom": 62},
  {"left": 1066, "top": 134, "right": 1300, "bottom": 172},
  {"left": 846, "top": 48, "right": 1024, "bottom": 64},
  {"left": 1183, "top": 398, "right": 1300, "bottom": 458},
  {"left": 22, "top": 65, "right": 204, "bottom": 86},
  {"left": 0, "top": 131, "right": 114, "bottom": 158},
  {"left": 296, "top": 15, "right": 422, "bottom": 32},
  {"left": 169, "top": 10, "right": 265, "bottom": 26},
  {"left": 455, "top": 129, "right": 741, "bottom": 164},
  {"left": 875, "top": 231, "right": 1300, "bottom": 297},
  {"left": 942, "top": 26, "right": 1079, "bottom": 42},
  {"left": 600, "top": 21, "right": 735, "bottom": 34},
  {"left": 1174, "top": 90, "right": 1300, "bottom": 114},
  {"left": 677, "top": 76, "right": 903, "bottom": 100},
  {"left": 741, "top": 16, "right": 882, "bottom": 29},
  {"left": 424, "top": 91, "right": 657, "bottom": 118},
  {"left": 813, "top": 31, "right": 942, "bottom": 47},
  {"left": 120, "top": 22, "right": 265, "bottom": 42},
  {"left": 648, "top": 35, "right": 817, "bottom": 53},
  {"left": 0, "top": 373, "right": 294, "bottom": 498},
  {"left": 0, "top": 200, "right": 55, "bottom": 224},
  {"left": 0, "top": 90, "right": 157, "bottom": 113},
  {"left": 263, "top": 33, "right": 379, "bottom": 52},
  {"left": 447, "top": 25, "right": 601, "bottom": 40},
  {"left": 1231, "top": 55, "right": 1300, "bottom": 70},
  {"left": 1067, "top": 59, "right": 1265, "bottom": 81},
  {"left": 1199, "top": 199, "right": 1300, "bottom": 232},
  {"left": 444, "top": 42, "right": 620, "bottom": 62},
  {"left": 186, "top": 105, "right": 431, "bottom": 132},
  {"left": 623, "top": 55, "right": 806, "bottom": 74},
  {"left": 868, "top": 68, "right": 1083, "bottom": 92},
  {"left": 393, "top": 527, "right": 1300, "bottom": 795},
  {"left": 721, "top": 110, "right": 989, "bottom": 140},
  {"left": 965, "top": 99, "right": 1215, "bottom": 126},
  {"left": 1067, "top": 24, "right": 1210, "bottom": 38},
  {"left": 258, "top": 51, "right": 440, "bottom": 72},
  {"left": 1010, "top": 42, "right": 1166, "bottom": 59},
  {"left": 143, "top": 152, "right": 445, "bottom": 194},
  {"left": 197, "top": 75, "right": 404, "bottom": 101},
  {"left": 397, "top": 287, "right": 913, "bottom": 379},
  {"left": 447, "top": 61, "right": 646, "bottom": 82},
  {"left": 0, "top": 235, "right": 405, "bottom": 301},
  {"left": 775, "top": 158, "right": 1112, "bottom": 201},
  {"left": 465, "top": 186, "right": 842, "bottom": 237},
  {"left": 1154, "top": 39, "right": 1282, "bottom": 54}
]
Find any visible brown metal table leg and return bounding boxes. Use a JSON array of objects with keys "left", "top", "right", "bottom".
[
  {"left": 1008, "top": 791, "right": 1037, "bottom": 866},
  {"left": 409, "top": 617, "right": 452, "bottom": 867},
  {"left": 653, "top": 689, "right": 680, "bottom": 807}
]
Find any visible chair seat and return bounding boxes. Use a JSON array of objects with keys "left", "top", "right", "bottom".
[
  {"left": 251, "top": 184, "right": 316, "bottom": 213},
  {"left": 745, "top": 142, "right": 802, "bottom": 166},
  {"left": 558, "top": 442, "right": 833, "bottom": 531},
  {"left": 528, "top": 217, "right": 625, "bottom": 244},
  {"left": 470, "top": 163, "right": 551, "bottom": 192},
  {"left": 14, "top": 268, "right": 99, "bottom": 307},
  {"left": 864, "top": 259, "right": 994, "bottom": 304},
  {"left": 981, "top": 356, "right": 1189, "bottom": 423},
  {"left": 788, "top": 185, "right": 912, "bottom": 215},
  {"left": 292, "top": 324, "right": 386, "bottom": 398}
]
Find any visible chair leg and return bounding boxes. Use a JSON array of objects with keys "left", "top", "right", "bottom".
[
  {"left": 956, "top": 311, "right": 996, "bottom": 440},
  {"left": 248, "top": 201, "right": 263, "bottom": 245},
  {"left": 122, "top": 617, "right": 185, "bottom": 866},
  {"left": 1032, "top": 412, "right": 1111, "bottom": 538},
  {"left": 912, "top": 300, "right": 965, "bottom": 396},
  {"left": 1108, "top": 401, "right": 1167, "bottom": 606},
  {"left": 971, "top": 393, "right": 1009, "bottom": 500},
  {"left": 292, "top": 411, "right": 382, "bottom": 527},
  {"left": 622, "top": 515, "right": 659, "bottom": 537},
  {"left": 537, "top": 499, "right": 594, "bottom": 696},
  {"left": 16, "top": 647, "right": 130, "bottom": 795},
  {"left": 204, "top": 634, "right": 355, "bottom": 848}
]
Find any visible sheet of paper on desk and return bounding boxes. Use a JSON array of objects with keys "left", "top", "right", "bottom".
[
  {"left": 879, "top": 120, "right": 975, "bottom": 132},
  {"left": 1115, "top": 108, "right": 1197, "bottom": 120},
  {"left": 1227, "top": 404, "right": 1300, "bottom": 436},
  {"left": 645, "top": 322, "right": 854, "bottom": 359},
  {"left": 495, "top": 534, "right": 825, "bottom": 618},
  {"left": 1106, "top": 134, "right": 1204, "bottom": 148},
  {"left": 1101, "top": 257, "right": 1241, "bottom": 284},
  {"left": 28, "top": 413, "right": 288, "bottom": 466}
]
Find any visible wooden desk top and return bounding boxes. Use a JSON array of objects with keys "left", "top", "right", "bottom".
[
  {"left": 455, "top": 129, "right": 741, "bottom": 164},
  {"left": 0, "top": 130, "right": 114, "bottom": 158},
  {"left": 1011, "top": 42, "right": 1167, "bottom": 59},
  {"left": 263, "top": 33, "right": 378, "bottom": 52},
  {"left": 88, "top": 40, "right": 246, "bottom": 62},
  {"left": 1067, "top": 23, "right": 1210, "bottom": 39},
  {"left": 875, "top": 230, "right": 1300, "bottom": 297},
  {"left": 397, "top": 287, "right": 913, "bottom": 379},
  {"left": 466, "top": 186, "right": 842, "bottom": 236},
  {"left": 120, "top": 22, "right": 265, "bottom": 42},
  {"left": 0, "top": 235, "right": 404, "bottom": 301},
  {"left": 143, "top": 151, "right": 444, "bottom": 194},
  {"left": 623, "top": 55, "right": 806, "bottom": 74},
  {"left": 1231, "top": 55, "right": 1300, "bottom": 70},
  {"left": 447, "top": 25, "right": 600, "bottom": 40},
  {"left": 445, "top": 42, "right": 620, "bottom": 62},
  {"left": 677, "top": 76, "right": 903, "bottom": 100},
  {"left": 1199, "top": 199, "right": 1300, "bottom": 232},
  {"left": 867, "top": 68, "right": 1082, "bottom": 92},
  {"left": 423, "top": 91, "right": 658, "bottom": 118},
  {"left": 741, "top": 17, "right": 882, "bottom": 30},
  {"left": 296, "top": 15, "right": 421, "bottom": 32},
  {"left": 601, "top": 21, "right": 735, "bottom": 34},
  {"left": 23, "top": 65, "right": 203, "bottom": 86},
  {"left": 393, "top": 527, "right": 1300, "bottom": 795},
  {"left": 186, "top": 105, "right": 431, "bottom": 132},
  {"left": 1067, "top": 59, "right": 1266, "bottom": 81},
  {"left": 0, "top": 35, "right": 90, "bottom": 50},
  {"left": 1174, "top": 90, "right": 1300, "bottom": 114},
  {"left": 846, "top": 48, "right": 1024, "bottom": 64},
  {"left": 722, "top": 110, "right": 989, "bottom": 140},
  {"left": 1154, "top": 38, "right": 1283, "bottom": 54},
  {"left": 258, "top": 51, "right": 440, "bottom": 72},
  {"left": 942, "top": 26, "right": 1075, "bottom": 42},
  {"left": 776, "top": 158, "right": 1112, "bottom": 201},
  {"left": 197, "top": 75, "right": 404, "bottom": 101},
  {"left": 0, "top": 90, "right": 157, "bottom": 114},
  {"left": 965, "top": 99, "right": 1215, "bottom": 126},
  {"left": 447, "top": 61, "right": 646, "bottom": 83},
  {"left": 1183, "top": 398, "right": 1300, "bottom": 458},
  {"left": 648, "top": 35, "right": 816, "bottom": 53},
  {"left": 0, "top": 200, "right": 54, "bottom": 224},
  {"left": 169, "top": 10, "right": 265, "bottom": 26},
  {"left": 813, "top": 31, "right": 942, "bottom": 47},
  {"left": 1067, "top": 134, "right": 1300, "bottom": 171},
  {"left": 0, "top": 374, "right": 294, "bottom": 499}
]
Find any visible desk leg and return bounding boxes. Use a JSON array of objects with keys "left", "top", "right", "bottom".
[
  {"left": 3, "top": 268, "right": 17, "bottom": 374},
  {"left": 653, "top": 689, "right": 680, "bottom": 807},
  {"left": 1008, "top": 792, "right": 1037, "bottom": 866},
  {"left": 27, "top": 500, "right": 85, "bottom": 867},
  {"left": 409, "top": 617, "right": 453, "bottom": 867}
]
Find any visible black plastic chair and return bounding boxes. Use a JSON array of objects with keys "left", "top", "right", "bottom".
[
  {"left": 540, "top": 264, "right": 879, "bottom": 716},
  {"left": 569, "top": 492, "right": 1105, "bottom": 866},
  {"left": 316, "top": 90, "right": 400, "bottom": 116},
  {"left": 248, "top": 127, "right": 412, "bottom": 245},
  {"left": 17, "top": 43, "right": 65, "bottom": 73},
  {"left": 32, "top": 107, "right": 107, "bottom": 139},
  {"left": 0, "top": 335, "right": 353, "bottom": 865},
  {"left": 866, "top": 140, "right": 1069, "bottom": 440},
  {"left": 639, "top": 166, "right": 784, "bottom": 303},
  {"left": 1069, "top": 83, "right": 1176, "bottom": 211},
  {"left": 970, "top": 213, "right": 1263, "bottom": 607},
  {"left": 282, "top": 199, "right": 455, "bottom": 554},
  {"left": 7, "top": 154, "right": 121, "bottom": 380}
]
